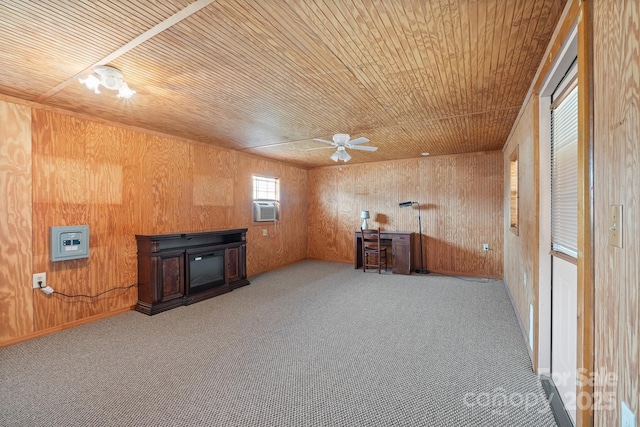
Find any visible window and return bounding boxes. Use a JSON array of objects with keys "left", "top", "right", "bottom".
[
  {"left": 253, "top": 175, "right": 279, "bottom": 222},
  {"left": 509, "top": 147, "right": 519, "bottom": 234},
  {"left": 550, "top": 66, "right": 578, "bottom": 259}
]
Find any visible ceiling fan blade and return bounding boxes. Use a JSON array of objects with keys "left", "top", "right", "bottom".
[
  {"left": 313, "top": 138, "right": 335, "bottom": 146},
  {"left": 348, "top": 137, "right": 369, "bottom": 145},
  {"left": 306, "top": 146, "right": 337, "bottom": 151},
  {"left": 349, "top": 145, "right": 378, "bottom": 152}
]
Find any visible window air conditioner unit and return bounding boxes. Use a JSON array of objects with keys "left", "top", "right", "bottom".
[{"left": 253, "top": 201, "right": 278, "bottom": 222}]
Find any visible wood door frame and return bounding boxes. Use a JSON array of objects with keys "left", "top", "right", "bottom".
[
  {"left": 575, "top": 1, "right": 594, "bottom": 425},
  {"left": 528, "top": 0, "right": 594, "bottom": 425}
]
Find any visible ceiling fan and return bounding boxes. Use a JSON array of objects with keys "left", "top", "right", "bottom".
[{"left": 312, "top": 133, "right": 378, "bottom": 162}]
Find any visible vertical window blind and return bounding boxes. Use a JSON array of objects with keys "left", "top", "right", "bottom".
[{"left": 550, "top": 76, "right": 578, "bottom": 258}]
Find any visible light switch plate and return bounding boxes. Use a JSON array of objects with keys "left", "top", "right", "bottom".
[
  {"left": 609, "top": 205, "right": 623, "bottom": 248},
  {"left": 621, "top": 401, "right": 636, "bottom": 427}
]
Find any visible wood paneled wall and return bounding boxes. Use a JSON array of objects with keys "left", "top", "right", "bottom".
[
  {"left": 1, "top": 104, "right": 307, "bottom": 346},
  {"left": 0, "top": 101, "right": 33, "bottom": 343},
  {"left": 503, "top": 0, "right": 640, "bottom": 424},
  {"left": 593, "top": 0, "right": 639, "bottom": 425},
  {"left": 308, "top": 151, "right": 504, "bottom": 278},
  {"left": 502, "top": 98, "right": 537, "bottom": 356}
]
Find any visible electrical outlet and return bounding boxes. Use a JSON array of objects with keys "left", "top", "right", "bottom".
[
  {"left": 621, "top": 401, "right": 636, "bottom": 427},
  {"left": 262, "top": 229, "right": 268, "bottom": 237},
  {"left": 482, "top": 243, "right": 489, "bottom": 251},
  {"left": 32, "top": 272, "right": 46, "bottom": 289}
]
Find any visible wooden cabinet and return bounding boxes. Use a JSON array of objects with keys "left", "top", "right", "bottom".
[
  {"left": 158, "top": 252, "right": 185, "bottom": 302},
  {"left": 226, "top": 246, "right": 239, "bottom": 282},
  {"left": 136, "top": 250, "right": 186, "bottom": 315},
  {"left": 136, "top": 229, "right": 249, "bottom": 315},
  {"left": 391, "top": 234, "right": 412, "bottom": 275},
  {"left": 226, "top": 243, "right": 248, "bottom": 289}
]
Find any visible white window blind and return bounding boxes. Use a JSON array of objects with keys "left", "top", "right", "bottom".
[{"left": 550, "top": 79, "right": 578, "bottom": 258}]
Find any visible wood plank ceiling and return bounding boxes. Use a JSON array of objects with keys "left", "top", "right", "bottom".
[{"left": 0, "top": 0, "right": 566, "bottom": 168}]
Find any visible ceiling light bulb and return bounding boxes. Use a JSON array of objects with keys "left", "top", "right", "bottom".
[
  {"left": 79, "top": 74, "right": 101, "bottom": 94},
  {"left": 117, "top": 82, "right": 136, "bottom": 99},
  {"left": 330, "top": 151, "right": 340, "bottom": 162}
]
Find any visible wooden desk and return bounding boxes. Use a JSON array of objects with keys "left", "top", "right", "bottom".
[{"left": 354, "top": 231, "right": 415, "bottom": 275}]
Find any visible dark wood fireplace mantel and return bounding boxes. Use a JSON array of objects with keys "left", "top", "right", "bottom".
[{"left": 135, "top": 229, "right": 249, "bottom": 315}]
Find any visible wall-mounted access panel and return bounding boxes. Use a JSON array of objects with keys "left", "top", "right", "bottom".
[{"left": 51, "top": 225, "right": 90, "bottom": 262}]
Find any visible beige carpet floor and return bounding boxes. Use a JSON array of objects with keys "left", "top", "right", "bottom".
[{"left": 0, "top": 260, "right": 556, "bottom": 426}]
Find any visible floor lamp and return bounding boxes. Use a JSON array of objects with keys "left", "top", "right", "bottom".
[{"left": 399, "top": 201, "right": 430, "bottom": 274}]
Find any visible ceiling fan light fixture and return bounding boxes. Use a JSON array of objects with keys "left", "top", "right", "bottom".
[
  {"left": 79, "top": 65, "right": 135, "bottom": 98},
  {"left": 315, "top": 133, "right": 373, "bottom": 163},
  {"left": 330, "top": 146, "right": 352, "bottom": 162},
  {"left": 337, "top": 147, "right": 351, "bottom": 162}
]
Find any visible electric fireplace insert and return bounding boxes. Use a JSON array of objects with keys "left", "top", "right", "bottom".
[{"left": 188, "top": 250, "right": 225, "bottom": 294}]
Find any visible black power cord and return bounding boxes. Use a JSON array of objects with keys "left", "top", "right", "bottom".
[
  {"left": 427, "top": 249, "right": 493, "bottom": 283},
  {"left": 49, "top": 284, "right": 137, "bottom": 299}
]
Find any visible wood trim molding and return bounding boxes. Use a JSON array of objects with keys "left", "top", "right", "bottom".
[
  {"left": 0, "top": 305, "right": 136, "bottom": 349},
  {"left": 575, "top": 0, "right": 595, "bottom": 425},
  {"left": 533, "top": 0, "right": 582, "bottom": 95},
  {"left": 509, "top": 146, "right": 520, "bottom": 236},
  {"left": 550, "top": 250, "right": 578, "bottom": 266},
  {"left": 532, "top": 96, "right": 540, "bottom": 372}
]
